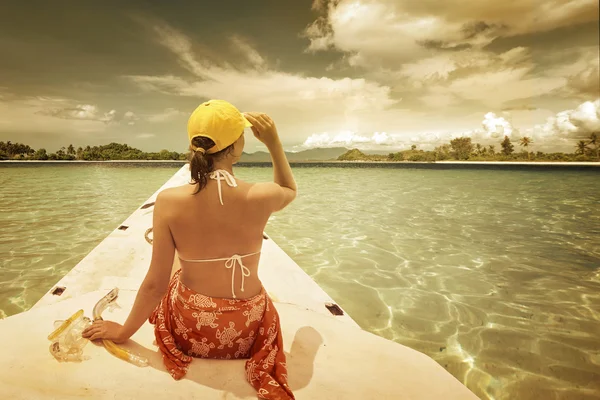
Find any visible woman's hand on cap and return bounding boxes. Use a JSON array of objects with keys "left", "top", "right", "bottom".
[{"left": 244, "top": 112, "right": 280, "bottom": 147}]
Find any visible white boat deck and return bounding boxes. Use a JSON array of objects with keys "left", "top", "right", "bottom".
[{"left": 0, "top": 165, "right": 479, "bottom": 399}]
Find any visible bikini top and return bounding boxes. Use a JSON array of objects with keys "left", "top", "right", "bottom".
[{"left": 179, "top": 169, "right": 261, "bottom": 299}]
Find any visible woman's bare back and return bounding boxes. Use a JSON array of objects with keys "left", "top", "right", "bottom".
[{"left": 163, "top": 176, "right": 272, "bottom": 299}]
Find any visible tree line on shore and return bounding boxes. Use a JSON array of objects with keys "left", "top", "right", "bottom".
[
  {"left": 0, "top": 142, "right": 186, "bottom": 161},
  {"left": 338, "top": 133, "right": 600, "bottom": 162},
  {"left": 2, "top": 132, "right": 599, "bottom": 162}
]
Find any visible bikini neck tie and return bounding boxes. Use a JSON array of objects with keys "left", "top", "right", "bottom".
[{"left": 209, "top": 169, "right": 237, "bottom": 206}]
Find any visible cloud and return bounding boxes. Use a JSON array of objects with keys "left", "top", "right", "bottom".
[
  {"left": 131, "top": 22, "right": 397, "bottom": 108},
  {"left": 146, "top": 107, "right": 186, "bottom": 123},
  {"left": 127, "top": 21, "right": 424, "bottom": 147},
  {"left": 311, "top": 0, "right": 330, "bottom": 11},
  {"left": 303, "top": 2, "right": 596, "bottom": 112},
  {"left": 35, "top": 102, "right": 121, "bottom": 124},
  {"left": 36, "top": 104, "right": 138, "bottom": 125},
  {"left": 444, "top": 67, "right": 565, "bottom": 108},
  {"left": 149, "top": 22, "right": 228, "bottom": 81},
  {"left": 566, "top": 59, "right": 600, "bottom": 97},
  {"left": 230, "top": 36, "right": 266, "bottom": 69},
  {"left": 303, "top": 0, "right": 442, "bottom": 64},
  {"left": 455, "top": 100, "right": 600, "bottom": 147},
  {"left": 103, "top": 109, "right": 117, "bottom": 123},
  {"left": 465, "top": 99, "right": 600, "bottom": 147},
  {"left": 123, "top": 110, "right": 139, "bottom": 125},
  {"left": 136, "top": 133, "right": 155, "bottom": 139},
  {"left": 529, "top": 99, "right": 600, "bottom": 140},
  {"left": 502, "top": 106, "right": 539, "bottom": 111},
  {"left": 40, "top": 104, "right": 99, "bottom": 120},
  {"left": 0, "top": 96, "right": 111, "bottom": 138},
  {"left": 301, "top": 99, "right": 600, "bottom": 151},
  {"left": 0, "top": 94, "right": 144, "bottom": 148},
  {"left": 539, "top": 46, "right": 600, "bottom": 99},
  {"left": 125, "top": 18, "right": 598, "bottom": 153},
  {"left": 482, "top": 112, "right": 515, "bottom": 138},
  {"left": 393, "top": 47, "right": 567, "bottom": 108},
  {"left": 302, "top": 130, "right": 394, "bottom": 148},
  {"left": 305, "top": 0, "right": 598, "bottom": 69}
]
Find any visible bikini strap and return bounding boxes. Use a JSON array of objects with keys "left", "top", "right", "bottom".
[
  {"left": 209, "top": 169, "right": 237, "bottom": 205},
  {"left": 178, "top": 251, "right": 261, "bottom": 298}
]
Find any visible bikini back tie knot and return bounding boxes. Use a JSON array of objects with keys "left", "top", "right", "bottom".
[{"left": 224, "top": 255, "right": 251, "bottom": 299}]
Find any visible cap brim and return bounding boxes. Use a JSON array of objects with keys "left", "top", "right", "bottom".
[{"left": 242, "top": 115, "right": 253, "bottom": 127}]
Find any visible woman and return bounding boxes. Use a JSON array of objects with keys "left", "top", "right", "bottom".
[{"left": 82, "top": 100, "right": 297, "bottom": 399}]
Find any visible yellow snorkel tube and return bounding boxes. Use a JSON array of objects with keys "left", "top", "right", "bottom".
[{"left": 92, "top": 288, "right": 149, "bottom": 367}]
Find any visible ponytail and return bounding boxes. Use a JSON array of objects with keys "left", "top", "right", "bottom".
[{"left": 188, "top": 136, "right": 235, "bottom": 194}]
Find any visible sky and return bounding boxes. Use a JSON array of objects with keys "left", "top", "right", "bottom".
[{"left": 0, "top": 0, "right": 598, "bottom": 153}]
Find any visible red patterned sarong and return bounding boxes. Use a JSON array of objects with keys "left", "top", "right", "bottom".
[{"left": 149, "top": 270, "right": 294, "bottom": 399}]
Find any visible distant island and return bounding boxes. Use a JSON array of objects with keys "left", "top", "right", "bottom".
[
  {"left": 338, "top": 134, "right": 599, "bottom": 162},
  {"left": 0, "top": 142, "right": 349, "bottom": 162},
  {"left": 1, "top": 133, "right": 598, "bottom": 162}
]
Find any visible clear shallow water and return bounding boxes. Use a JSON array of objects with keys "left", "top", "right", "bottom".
[
  {"left": 0, "top": 164, "right": 178, "bottom": 317},
  {"left": 1, "top": 163, "right": 599, "bottom": 399}
]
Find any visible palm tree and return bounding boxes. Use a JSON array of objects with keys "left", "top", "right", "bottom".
[
  {"left": 575, "top": 140, "right": 588, "bottom": 155},
  {"left": 519, "top": 137, "right": 533, "bottom": 160},
  {"left": 475, "top": 143, "right": 482, "bottom": 156},
  {"left": 589, "top": 132, "right": 599, "bottom": 160},
  {"left": 488, "top": 145, "right": 495, "bottom": 155},
  {"left": 501, "top": 136, "right": 514, "bottom": 155}
]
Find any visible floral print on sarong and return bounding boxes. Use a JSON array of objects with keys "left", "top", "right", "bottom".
[{"left": 149, "top": 270, "right": 294, "bottom": 400}]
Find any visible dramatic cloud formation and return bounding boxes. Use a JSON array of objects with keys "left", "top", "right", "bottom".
[
  {"left": 128, "top": 20, "right": 425, "bottom": 148},
  {"left": 305, "top": 0, "right": 598, "bottom": 66},
  {"left": 304, "top": 1, "right": 598, "bottom": 111},
  {"left": 0, "top": 2, "right": 597, "bottom": 151}
]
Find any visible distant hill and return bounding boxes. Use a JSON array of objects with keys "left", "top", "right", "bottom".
[
  {"left": 239, "top": 151, "right": 272, "bottom": 162},
  {"left": 338, "top": 149, "right": 366, "bottom": 161},
  {"left": 240, "top": 147, "right": 348, "bottom": 162},
  {"left": 338, "top": 149, "right": 387, "bottom": 161}
]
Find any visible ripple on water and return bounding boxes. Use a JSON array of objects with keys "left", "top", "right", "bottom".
[
  {"left": 250, "top": 167, "right": 600, "bottom": 400},
  {"left": 2, "top": 165, "right": 600, "bottom": 400},
  {"left": 0, "top": 164, "right": 178, "bottom": 315}
]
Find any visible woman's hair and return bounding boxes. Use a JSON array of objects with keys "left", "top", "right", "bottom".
[{"left": 189, "top": 136, "right": 235, "bottom": 194}]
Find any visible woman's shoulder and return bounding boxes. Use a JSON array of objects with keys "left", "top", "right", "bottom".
[
  {"left": 245, "top": 181, "right": 284, "bottom": 202},
  {"left": 156, "top": 185, "right": 192, "bottom": 205}
]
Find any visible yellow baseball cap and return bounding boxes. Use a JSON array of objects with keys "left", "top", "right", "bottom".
[{"left": 187, "top": 100, "right": 252, "bottom": 154}]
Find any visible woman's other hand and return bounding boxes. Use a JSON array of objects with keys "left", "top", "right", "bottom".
[
  {"left": 82, "top": 320, "right": 127, "bottom": 343},
  {"left": 243, "top": 112, "right": 281, "bottom": 148}
]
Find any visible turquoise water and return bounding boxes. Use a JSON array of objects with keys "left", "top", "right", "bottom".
[
  {"left": 1, "top": 163, "right": 599, "bottom": 399},
  {"left": 0, "top": 164, "right": 179, "bottom": 316}
]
